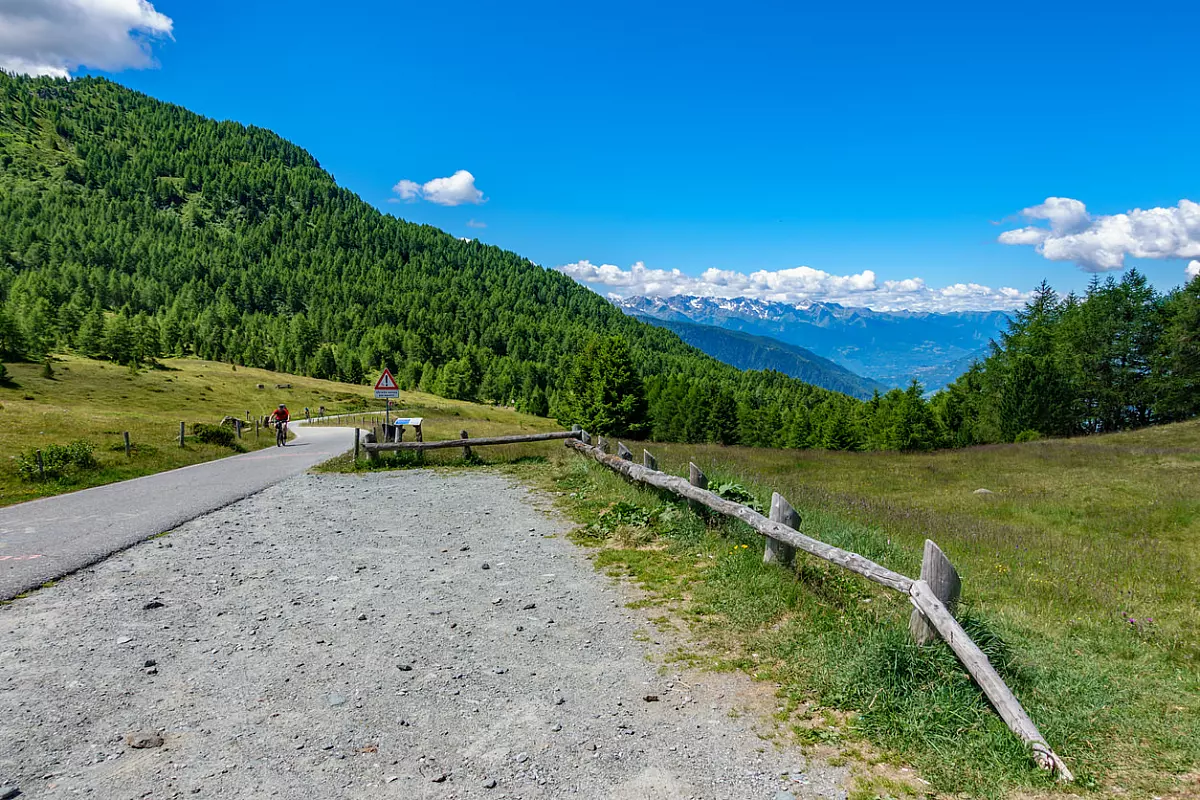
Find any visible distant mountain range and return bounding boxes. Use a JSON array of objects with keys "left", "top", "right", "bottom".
[
  {"left": 617, "top": 296, "right": 1012, "bottom": 391},
  {"left": 631, "top": 315, "right": 887, "bottom": 399}
]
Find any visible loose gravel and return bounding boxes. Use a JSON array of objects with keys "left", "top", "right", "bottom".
[{"left": 0, "top": 470, "right": 848, "bottom": 799}]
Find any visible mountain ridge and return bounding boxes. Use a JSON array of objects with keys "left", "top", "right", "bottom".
[
  {"left": 617, "top": 294, "right": 1010, "bottom": 390},
  {"left": 630, "top": 314, "right": 887, "bottom": 399}
]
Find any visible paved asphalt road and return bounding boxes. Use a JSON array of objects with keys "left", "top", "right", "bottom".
[{"left": 0, "top": 421, "right": 356, "bottom": 600}]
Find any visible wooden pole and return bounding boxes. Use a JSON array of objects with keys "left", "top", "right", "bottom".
[
  {"left": 236, "top": 420, "right": 242, "bottom": 439},
  {"left": 36, "top": 449, "right": 44, "bottom": 479},
  {"left": 688, "top": 461, "right": 708, "bottom": 518},
  {"left": 617, "top": 442, "right": 633, "bottom": 461},
  {"left": 254, "top": 419, "right": 259, "bottom": 439},
  {"left": 179, "top": 421, "right": 185, "bottom": 447},
  {"left": 461, "top": 430, "right": 471, "bottom": 460},
  {"left": 642, "top": 449, "right": 657, "bottom": 471},
  {"left": 909, "top": 581, "right": 1073, "bottom": 781},
  {"left": 909, "top": 539, "right": 961, "bottom": 645},
  {"left": 354, "top": 428, "right": 360, "bottom": 463},
  {"left": 123, "top": 432, "right": 131, "bottom": 458},
  {"left": 765, "top": 492, "right": 799, "bottom": 566}
]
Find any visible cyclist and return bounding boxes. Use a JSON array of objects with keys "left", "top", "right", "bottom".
[{"left": 271, "top": 403, "right": 290, "bottom": 447}]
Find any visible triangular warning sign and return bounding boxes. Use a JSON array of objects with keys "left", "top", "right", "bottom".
[{"left": 375, "top": 369, "right": 398, "bottom": 391}]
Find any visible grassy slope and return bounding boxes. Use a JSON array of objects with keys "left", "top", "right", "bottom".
[
  {"left": 497, "top": 426, "right": 1200, "bottom": 798},
  {"left": 0, "top": 354, "right": 553, "bottom": 506}
]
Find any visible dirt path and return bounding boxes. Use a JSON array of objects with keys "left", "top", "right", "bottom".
[{"left": 0, "top": 471, "right": 847, "bottom": 799}]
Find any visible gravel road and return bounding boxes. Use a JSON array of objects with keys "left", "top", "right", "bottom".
[{"left": 0, "top": 470, "right": 847, "bottom": 799}]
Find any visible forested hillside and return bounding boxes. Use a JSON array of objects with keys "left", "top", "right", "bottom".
[
  {"left": 1, "top": 74, "right": 1196, "bottom": 452},
  {"left": 0, "top": 73, "right": 853, "bottom": 447}
]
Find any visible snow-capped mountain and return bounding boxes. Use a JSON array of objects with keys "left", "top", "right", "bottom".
[{"left": 616, "top": 296, "right": 1012, "bottom": 391}]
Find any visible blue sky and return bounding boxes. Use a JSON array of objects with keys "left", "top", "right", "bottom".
[{"left": 4, "top": 1, "right": 1199, "bottom": 311}]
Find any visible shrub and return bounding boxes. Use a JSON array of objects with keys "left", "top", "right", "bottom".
[
  {"left": 1014, "top": 429, "right": 1042, "bottom": 443},
  {"left": 193, "top": 423, "right": 236, "bottom": 448},
  {"left": 15, "top": 440, "right": 98, "bottom": 481},
  {"left": 41, "top": 359, "right": 54, "bottom": 379},
  {"left": 713, "top": 481, "right": 765, "bottom": 513}
]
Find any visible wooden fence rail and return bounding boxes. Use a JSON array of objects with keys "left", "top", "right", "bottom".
[
  {"left": 363, "top": 429, "right": 581, "bottom": 457},
  {"left": 566, "top": 435, "right": 1073, "bottom": 782}
]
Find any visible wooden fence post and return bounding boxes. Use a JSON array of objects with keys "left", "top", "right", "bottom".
[
  {"left": 179, "top": 421, "right": 185, "bottom": 447},
  {"left": 123, "top": 432, "right": 131, "bottom": 458},
  {"left": 580, "top": 429, "right": 591, "bottom": 444},
  {"left": 617, "top": 442, "right": 633, "bottom": 461},
  {"left": 236, "top": 420, "right": 242, "bottom": 439},
  {"left": 765, "top": 492, "right": 799, "bottom": 566},
  {"left": 643, "top": 449, "right": 657, "bottom": 471},
  {"left": 254, "top": 419, "right": 259, "bottom": 439},
  {"left": 909, "top": 539, "right": 961, "bottom": 645},
  {"left": 36, "top": 449, "right": 44, "bottom": 479},
  {"left": 461, "top": 430, "right": 471, "bottom": 460},
  {"left": 354, "top": 428, "right": 360, "bottom": 463},
  {"left": 688, "top": 462, "right": 707, "bottom": 516}
]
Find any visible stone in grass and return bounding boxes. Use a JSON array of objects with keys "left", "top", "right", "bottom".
[
  {"left": 973, "top": 488, "right": 995, "bottom": 496},
  {"left": 125, "top": 731, "right": 163, "bottom": 749}
]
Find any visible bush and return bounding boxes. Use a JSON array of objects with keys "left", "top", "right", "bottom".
[
  {"left": 15, "top": 440, "right": 98, "bottom": 481},
  {"left": 193, "top": 423, "right": 236, "bottom": 448},
  {"left": 0, "top": 362, "right": 11, "bottom": 385},
  {"left": 713, "top": 481, "right": 765, "bottom": 513},
  {"left": 1014, "top": 429, "right": 1043, "bottom": 443}
]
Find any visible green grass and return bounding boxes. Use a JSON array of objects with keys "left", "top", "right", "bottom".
[
  {"left": 1, "top": 354, "right": 401, "bottom": 506},
  {"left": 492, "top": 428, "right": 1200, "bottom": 799}
]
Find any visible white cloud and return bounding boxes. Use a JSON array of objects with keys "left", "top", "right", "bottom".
[
  {"left": 466, "top": 218, "right": 487, "bottom": 229},
  {"left": 999, "top": 197, "right": 1200, "bottom": 272},
  {"left": 0, "top": 0, "right": 173, "bottom": 78},
  {"left": 1187, "top": 260, "right": 1200, "bottom": 280},
  {"left": 556, "top": 260, "right": 1031, "bottom": 313},
  {"left": 391, "top": 170, "right": 485, "bottom": 206}
]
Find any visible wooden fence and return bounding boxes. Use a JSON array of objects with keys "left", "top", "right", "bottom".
[
  {"left": 568, "top": 434, "right": 1074, "bottom": 782},
  {"left": 362, "top": 429, "right": 581, "bottom": 461}
]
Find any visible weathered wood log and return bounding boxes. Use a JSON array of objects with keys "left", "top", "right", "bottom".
[
  {"left": 642, "top": 449, "right": 657, "bottom": 471},
  {"left": 909, "top": 539, "right": 961, "bottom": 645},
  {"left": 909, "top": 580, "right": 1074, "bottom": 781},
  {"left": 569, "top": 441, "right": 912, "bottom": 593},
  {"left": 366, "top": 430, "right": 582, "bottom": 453},
  {"left": 765, "top": 492, "right": 799, "bottom": 566},
  {"left": 617, "top": 442, "right": 633, "bottom": 461},
  {"left": 596, "top": 437, "right": 608, "bottom": 453}
]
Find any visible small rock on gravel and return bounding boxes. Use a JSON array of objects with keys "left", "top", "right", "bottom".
[{"left": 125, "top": 732, "right": 163, "bottom": 749}]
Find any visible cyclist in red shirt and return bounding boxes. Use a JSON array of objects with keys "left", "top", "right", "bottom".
[{"left": 271, "top": 404, "right": 290, "bottom": 446}]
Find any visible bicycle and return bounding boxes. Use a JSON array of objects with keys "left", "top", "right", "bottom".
[{"left": 275, "top": 419, "right": 288, "bottom": 447}]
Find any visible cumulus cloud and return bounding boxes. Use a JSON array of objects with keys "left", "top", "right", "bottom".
[
  {"left": 1187, "top": 260, "right": 1200, "bottom": 280},
  {"left": 0, "top": 0, "right": 173, "bottom": 78},
  {"left": 466, "top": 219, "right": 487, "bottom": 229},
  {"left": 999, "top": 197, "right": 1200, "bottom": 272},
  {"left": 391, "top": 170, "right": 485, "bottom": 206},
  {"left": 556, "top": 260, "right": 1030, "bottom": 313}
]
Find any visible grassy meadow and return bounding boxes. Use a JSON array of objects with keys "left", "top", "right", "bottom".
[
  {"left": 0, "top": 354, "right": 534, "bottom": 506},
  {"left": 480, "top": 427, "right": 1200, "bottom": 799}
]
